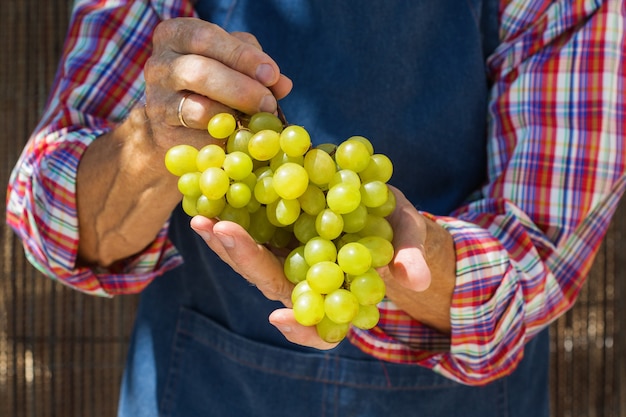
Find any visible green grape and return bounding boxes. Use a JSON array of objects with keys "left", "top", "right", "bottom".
[
  {"left": 226, "top": 182, "right": 252, "bottom": 208},
  {"left": 177, "top": 171, "right": 202, "bottom": 198},
  {"left": 347, "top": 135, "right": 374, "bottom": 156},
  {"left": 254, "top": 165, "right": 273, "bottom": 180},
  {"left": 306, "top": 261, "right": 344, "bottom": 294},
  {"left": 360, "top": 181, "right": 389, "bottom": 208},
  {"left": 254, "top": 176, "right": 279, "bottom": 205},
  {"left": 337, "top": 242, "right": 372, "bottom": 275},
  {"left": 315, "top": 209, "right": 344, "bottom": 241},
  {"left": 248, "top": 111, "right": 284, "bottom": 133},
  {"left": 269, "top": 226, "right": 293, "bottom": 248},
  {"left": 218, "top": 203, "right": 250, "bottom": 230},
  {"left": 223, "top": 151, "right": 253, "bottom": 181},
  {"left": 351, "top": 304, "right": 380, "bottom": 330},
  {"left": 291, "top": 279, "right": 313, "bottom": 303},
  {"left": 361, "top": 214, "right": 394, "bottom": 242},
  {"left": 269, "top": 151, "right": 304, "bottom": 172},
  {"left": 272, "top": 162, "right": 309, "bottom": 200},
  {"left": 298, "top": 184, "right": 326, "bottom": 216},
  {"left": 358, "top": 154, "right": 393, "bottom": 183},
  {"left": 293, "top": 291, "right": 325, "bottom": 326},
  {"left": 324, "top": 288, "right": 359, "bottom": 324},
  {"left": 334, "top": 139, "right": 371, "bottom": 173},
  {"left": 326, "top": 183, "right": 361, "bottom": 214},
  {"left": 165, "top": 144, "right": 199, "bottom": 176},
  {"left": 293, "top": 213, "right": 319, "bottom": 244},
  {"left": 303, "top": 148, "right": 336, "bottom": 186},
  {"left": 196, "top": 144, "right": 226, "bottom": 171},
  {"left": 246, "top": 195, "right": 261, "bottom": 213},
  {"left": 358, "top": 235, "right": 394, "bottom": 268},
  {"left": 199, "top": 167, "right": 230, "bottom": 200},
  {"left": 315, "top": 143, "right": 337, "bottom": 155},
  {"left": 329, "top": 169, "right": 361, "bottom": 189},
  {"left": 248, "top": 206, "right": 276, "bottom": 244},
  {"left": 349, "top": 268, "right": 386, "bottom": 305},
  {"left": 181, "top": 195, "right": 199, "bottom": 216},
  {"left": 208, "top": 112, "right": 236, "bottom": 139},
  {"left": 367, "top": 189, "right": 396, "bottom": 217},
  {"left": 265, "top": 200, "right": 284, "bottom": 228},
  {"left": 279, "top": 125, "right": 311, "bottom": 157},
  {"left": 226, "top": 129, "right": 253, "bottom": 155},
  {"left": 196, "top": 195, "right": 226, "bottom": 218},
  {"left": 284, "top": 246, "right": 309, "bottom": 285},
  {"left": 315, "top": 315, "right": 349, "bottom": 343},
  {"left": 304, "top": 236, "right": 337, "bottom": 265},
  {"left": 341, "top": 204, "right": 368, "bottom": 234},
  {"left": 334, "top": 233, "right": 362, "bottom": 252},
  {"left": 248, "top": 129, "right": 281, "bottom": 161},
  {"left": 275, "top": 198, "right": 301, "bottom": 225}
]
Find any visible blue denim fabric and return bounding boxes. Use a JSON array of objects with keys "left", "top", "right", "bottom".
[{"left": 118, "top": 1, "right": 551, "bottom": 416}]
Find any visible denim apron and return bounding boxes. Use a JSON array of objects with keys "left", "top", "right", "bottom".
[{"left": 118, "top": 1, "right": 551, "bottom": 416}]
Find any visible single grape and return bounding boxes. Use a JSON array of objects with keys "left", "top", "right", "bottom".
[
  {"left": 337, "top": 242, "right": 372, "bottom": 276},
  {"left": 226, "top": 182, "right": 252, "bottom": 208},
  {"left": 248, "top": 112, "right": 284, "bottom": 133},
  {"left": 360, "top": 214, "right": 394, "bottom": 242},
  {"left": 324, "top": 288, "right": 360, "bottom": 324},
  {"left": 367, "top": 189, "right": 397, "bottom": 217},
  {"left": 291, "top": 279, "right": 313, "bottom": 303},
  {"left": 304, "top": 236, "right": 337, "bottom": 265},
  {"left": 315, "top": 209, "right": 344, "bottom": 241},
  {"left": 199, "top": 167, "right": 230, "bottom": 200},
  {"left": 298, "top": 184, "right": 326, "bottom": 216},
  {"left": 165, "top": 144, "right": 199, "bottom": 176},
  {"left": 227, "top": 129, "right": 253, "bottom": 155},
  {"left": 247, "top": 206, "right": 277, "bottom": 244},
  {"left": 196, "top": 144, "right": 226, "bottom": 171},
  {"left": 293, "top": 291, "right": 325, "bottom": 326},
  {"left": 177, "top": 171, "right": 202, "bottom": 198},
  {"left": 316, "top": 316, "right": 349, "bottom": 343},
  {"left": 341, "top": 204, "right": 368, "bottom": 234},
  {"left": 326, "top": 183, "right": 361, "bottom": 214},
  {"left": 351, "top": 304, "right": 380, "bottom": 330},
  {"left": 248, "top": 130, "right": 281, "bottom": 161},
  {"left": 284, "top": 246, "right": 309, "bottom": 284},
  {"left": 358, "top": 235, "right": 394, "bottom": 268},
  {"left": 293, "top": 213, "right": 319, "bottom": 244},
  {"left": 272, "top": 162, "right": 309, "bottom": 200},
  {"left": 349, "top": 268, "right": 386, "bottom": 305},
  {"left": 279, "top": 125, "right": 311, "bottom": 157},
  {"left": 196, "top": 195, "right": 226, "bottom": 218},
  {"left": 208, "top": 112, "right": 236, "bottom": 139},
  {"left": 181, "top": 195, "right": 199, "bottom": 216},
  {"left": 329, "top": 169, "right": 361, "bottom": 189},
  {"left": 334, "top": 139, "right": 370, "bottom": 173},
  {"left": 254, "top": 176, "right": 279, "bottom": 205},
  {"left": 275, "top": 198, "right": 301, "bottom": 225},
  {"left": 218, "top": 203, "right": 250, "bottom": 230},
  {"left": 347, "top": 135, "right": 374, "bottom": 155},
  {"left": 359, "top": 154, "right": 393, "bottom": 183},
  {"left": 304, "top": 148, "right": 336, "bottom": 186},
  {"left": 223, "top": 151, "right": 253, "bottom": 181},
  {"left": 306, "top": 261, "right": 344, "bottom": 294},
  {"left": 269, "top": 151, "right": 304, "bottom": 172},
  {"left": 360, "top": 180, "right": 389, "bottom": 208}
]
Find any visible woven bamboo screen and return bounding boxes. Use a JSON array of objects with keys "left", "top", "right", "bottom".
[{"left": 1, "top": 1, "right": 624, "bottom": 416}]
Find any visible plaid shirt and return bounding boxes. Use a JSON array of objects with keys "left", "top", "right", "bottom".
[{"left": 6, "top": 0, "right": 626, "bottom": 385}]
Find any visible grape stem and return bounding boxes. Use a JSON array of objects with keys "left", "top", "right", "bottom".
[{"left": 277, "top": 103, "right": 289, "bottom": 127}]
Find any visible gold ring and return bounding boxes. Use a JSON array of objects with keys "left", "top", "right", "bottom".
[{"left": 177, "top": 92, "right": 192, "bottom": 128}]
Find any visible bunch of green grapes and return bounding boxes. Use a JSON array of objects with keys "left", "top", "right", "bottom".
[{"left": 164, "top": 111, "right": 396, "bottom": 343}]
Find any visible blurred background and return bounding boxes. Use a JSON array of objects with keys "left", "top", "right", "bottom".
[{"left": 1, "top": 0, "right": 624, "bottom": 416}]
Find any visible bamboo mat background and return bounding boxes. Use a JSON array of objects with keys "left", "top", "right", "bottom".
[{"left": 1, "top": 0, "right": 624, "bottom": 416}]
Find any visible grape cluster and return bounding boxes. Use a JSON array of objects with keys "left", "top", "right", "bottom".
[{"left": 164, "top": 111, "right": 396, "bottom": 343}]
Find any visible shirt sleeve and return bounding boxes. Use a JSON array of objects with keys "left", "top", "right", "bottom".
[
  {"left": 5, "top": 0, "right": 196, "bottom": 296},
  {"left": 349, "top": 0, "right": 626, "bottom": 385}
]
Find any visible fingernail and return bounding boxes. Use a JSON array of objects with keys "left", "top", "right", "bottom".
[
  {"left": 259, "top": 94, "right": 277, "bottom": 113},
  {"left": 272, "top": 322, "right": 292, "bottom": 333},
  {"left": 193, "top": 228, "right": 211, "bottom": 242},
  {"left": 215, "top": 231, "right": 235, "bottom": 248},
  {"left": 255, "top": 63, "right": 275, "bottom": 85}
]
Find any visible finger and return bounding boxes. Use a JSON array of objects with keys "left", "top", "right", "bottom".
[
  {"left": 154, "top": 18, "right": 282, "bottom": 87},
  {"left": 269, "top": 309, "right": 339, "bottom": 350},
  {"left": 386, "top": 187, "right": 432, "bottom": 292},
  {"left": 174, "top": 91, "right": 233, "bottom": 130},
  {"left": 190, "top": 216, "right": 294, "bottom": 305}
]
